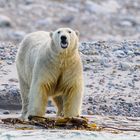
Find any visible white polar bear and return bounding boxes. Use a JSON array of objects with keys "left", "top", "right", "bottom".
[{"left": 16, "top": 28, "right": 84, "bottom": 119}]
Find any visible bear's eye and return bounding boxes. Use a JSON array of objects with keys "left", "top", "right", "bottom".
[
  {"left": 58, "top": 31, "right": 61, "bottom": 34},
  {"left": 68, "top": 30, "right": 71, "bottom": 34}
]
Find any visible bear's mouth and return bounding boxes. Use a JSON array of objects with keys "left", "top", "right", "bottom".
[{"left": 61, "top": 42, "right": 68, "bottom": 49}]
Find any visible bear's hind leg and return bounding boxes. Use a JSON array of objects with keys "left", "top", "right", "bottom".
[
  {"left": 52, "top": 96, "right": 63, "bottom": 116},
  {"left": 18, "top": 76, "right": 29, "bottom": 119}
]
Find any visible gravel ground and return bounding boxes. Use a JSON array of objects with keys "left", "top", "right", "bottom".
[
  {"left": 81, "top": 41, "right": 140, "bottom": 117},
  {"left": 0, "top": 41, "right": 140, "bottom": 117},
  {"left": 0, "top": 0, "right": 140, "bottom": 42}
]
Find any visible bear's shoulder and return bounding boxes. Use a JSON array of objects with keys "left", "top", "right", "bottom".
[
  {"left": 25, "top": 31, "right": 50, "bottom": 40},
  {"left": 20, "top": 31, "right": 51, "bottom": 47}
]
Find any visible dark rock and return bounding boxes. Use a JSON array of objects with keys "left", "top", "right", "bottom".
[
  {"left": 118, "top": 62, "right": 130, "bottom": 71},
  {"left": 83, "top": 67, "right": 91, "bottom": 71},
  {"left": 3, "top": 110, "right": 10, "bottom": 114},
  {"left": 9, "top": 78, "right": 18, "bottom": 83},
  {"left": 8, "top": 31, "right": 26, "bottom": 42},
  {"left": 118, "top": 19, "right": 137, "bottom": 27},
  {"left": 0, "top": 15, "right": 12, "bottom": 27},
  {"left": 115, "top": 50, "right": 127, "bottom": 58},
  {"left": 88, "top": 97, "right": 93, "bottom": 103},
  {"left": 134, "top": 52, "right": 140, "bottom": 56},
  {"left": 46, "top": 107, "right": 56, "bottom": 114},
  {"left": 6, "top": 61, "right": 12, "bottom": 65},
  {"left": 60, "top": 16, "right": 74, "bottom": 24},
  {"left": 48, "top": 100, "right": 53, "bottom": 107},
  {"left": 24, "top": 0, "right": 34, "bottom": 5}
]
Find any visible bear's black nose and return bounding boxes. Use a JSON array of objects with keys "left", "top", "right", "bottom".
[
  {"left": 60, "top": 35, "right": 68, "bottom": 49},
  {"left": 61, "top": 35, "right": 67, "bottom": 43}
]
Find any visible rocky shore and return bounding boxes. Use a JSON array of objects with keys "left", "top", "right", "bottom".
[{"left": 0, "top": 41, "right": 140, "bottom": 117}]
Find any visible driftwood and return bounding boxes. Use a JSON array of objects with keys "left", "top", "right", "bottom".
[
  {"left": 102, "top": 125, "right": 140, "bottom": 132},
  {"left": 1, "top": 115, "right": 140, "bottom": 132},
  {"left": 1, "top": 115, "right": 102, "bottom": 131}
]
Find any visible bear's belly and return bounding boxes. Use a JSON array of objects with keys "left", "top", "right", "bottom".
[{"left": 44, "top": 74, "right": 68, "bottom": 97}]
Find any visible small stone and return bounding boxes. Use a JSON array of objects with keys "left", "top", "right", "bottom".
[
  {"left": 24, "top": 0, "right": 33, "bottom": 5},
  {"left": 118, "top": 98, "right": 125, "bottom": 101},
  {"left": 48, "top": 100, "right": 53, "bottom": 107},
  {"left": 134, "top": 52, "right": 140, "bottom": 56},
  {"left": 118, "top": 62, "right": 131, "bottom": 71},
  {"left": 3, "top": 110, "right": 10, "bottom": 114},
  {"left": 46, "top": 107, "right": 56, "bottom": 114},
  {"left": 133, "top": 78, "right": 140, "bottom": 82},
  {"left": 115, "top": 50, "right": 126, "bottom": 58},
  {"left": 88, "top": 97, "right": 93, "bottom": 103},
  {"left": 60, "top": 16, "right": 74, "bottom": 23},
  {"left": 87, "top": 110, "right": 94, "bottom": 115},
  {"left": 6, "top": 61, "right": 12, "bottom": 65},
  {"left": 46, "top": 110, "right": 52, "bottom": 114},
  {"left": 126, "top": 50, "right": 134, "bottom": 55},
  {"left": 119, "top": 20, "right": 134, "bottom": 27},
  {"left": 128, "top": 103, "right": 133, "bottom": 108},
  {"left": 8, "top": 31, "right": 26, "bottom": 41},
  {"left": 100, "top": 58, "right": 112, "bottom": 67},
  {"left": 0, "top": 60, "right": 3, "bottom": 65},
  {"left": 83, "top": 67, "right": 91, "bottom": 71},
  {"left": 9, "top": 78, "right": 18, "bottom": 83}
]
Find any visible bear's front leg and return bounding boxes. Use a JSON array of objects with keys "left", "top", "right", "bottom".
[
  {"left": 27, "top": 81, "right": 48, "bottom": 118},
  {"left": 63, "top": 85, "right": 83, "bottom": 117}
]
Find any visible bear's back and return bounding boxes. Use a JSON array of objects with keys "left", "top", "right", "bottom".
[
  {"left": 16, "top": 31, "right": 51, "bottom": 85},
  {"left": 22, "top": 31, "right": 50, "bottom": 50},
  {"left": 17, "top": 31, "right": 51, "bottom": 62}
]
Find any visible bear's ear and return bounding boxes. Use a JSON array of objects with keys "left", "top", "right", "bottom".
[
  {"left": 75, "top": 30, "right": 79, "bottom": 37},
  {"left": 50, "top": 31, "right": 53, "bottom": 38}
]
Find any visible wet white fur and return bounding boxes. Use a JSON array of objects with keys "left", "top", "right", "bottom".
[{"left": 16, "top": 28, "right": 84, "bottom": 119}]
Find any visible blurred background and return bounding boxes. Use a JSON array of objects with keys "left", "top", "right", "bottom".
[{"left": 0, "top": 0, "right": 140, "bottom": 44}]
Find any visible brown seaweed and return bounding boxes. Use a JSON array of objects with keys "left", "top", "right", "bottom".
[{"left": 1, "top": 116, "right": 102, "bottom": 131}]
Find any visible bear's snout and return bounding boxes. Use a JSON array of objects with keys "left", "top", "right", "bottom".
[
  {"left": 60, "top": 35, "right": 68, "bottom": 49},
  {"left": 61, "top": 35, "right": 67, "bottom": 42}
]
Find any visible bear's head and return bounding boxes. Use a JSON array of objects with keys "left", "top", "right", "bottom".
[{"left": 50, "top": 28, "right": 79, "bottom": 53}]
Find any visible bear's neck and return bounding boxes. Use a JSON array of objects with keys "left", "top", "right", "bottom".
[
  {"left": 50, "top": 40, "right": 79, "bottom": 61},
  {"left": 47, "top": 44, "right": 79, "bottom": 69}
]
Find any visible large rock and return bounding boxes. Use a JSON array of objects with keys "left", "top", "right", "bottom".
[
  {"left": 0, "top": 15, "right": 12, "bottom": 27},
  {"left": 8, "top": 31, "right": 26, "bottom": 42}
]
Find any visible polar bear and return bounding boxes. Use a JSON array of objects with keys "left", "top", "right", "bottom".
[{"left": 16, "top": 28, "right": 84, "bottom": 119}]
